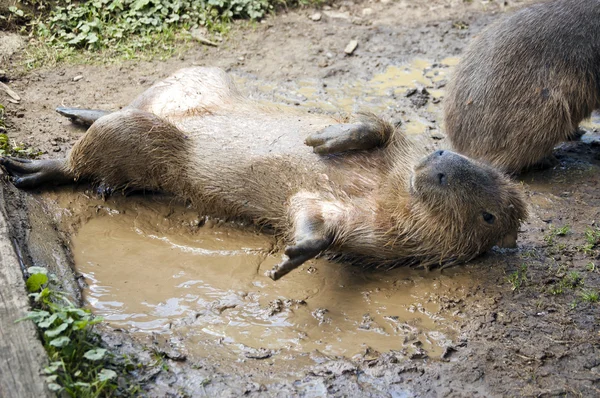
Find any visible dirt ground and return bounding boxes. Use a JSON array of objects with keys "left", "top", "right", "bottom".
[{"left": 2, "top": 0, "right": 600, "bottom": 396}]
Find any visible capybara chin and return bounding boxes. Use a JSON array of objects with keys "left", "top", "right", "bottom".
[
  {"left": 445, "top": 0, "right": 600, "bottom": 173},
  {"left": 0, "top": 67, "right": 527, "bottom": 280}
]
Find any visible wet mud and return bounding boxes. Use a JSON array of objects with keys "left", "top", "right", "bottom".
[{"left": 2, "top": 0, "right": 600, "bottom": 396}]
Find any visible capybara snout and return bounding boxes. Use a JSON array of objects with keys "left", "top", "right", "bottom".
[{"left": 412, "top": 149, "right": 526, "bottom": 250}]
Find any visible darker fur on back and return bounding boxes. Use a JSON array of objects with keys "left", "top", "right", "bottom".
[{"left": 445, "top": 0, "right": 600, "bottom": 172}]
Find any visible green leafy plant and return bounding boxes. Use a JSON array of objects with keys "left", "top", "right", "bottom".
[
  {"left": 19, "top": 267, "right": 137, "bottom": 397},
  {"left": 11, "top": 0, "right": 273, "bottom": 50},
  {"left": 0, "top": 133, "right": 43, "bottom": 157}
]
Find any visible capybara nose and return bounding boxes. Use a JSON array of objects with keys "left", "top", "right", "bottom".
[{"left": 437, "top": 172, "right": 448, "bottom": 186}]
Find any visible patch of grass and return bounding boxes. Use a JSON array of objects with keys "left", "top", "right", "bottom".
[
  {"left": 550, "top": 271, "right": 583, "bottom": 296},
  {"left": 586, "top": 262, "right": 596, "bottom": 272},
  {"left": 0, "top": 133, "right": 43, "bottom": 158},
  {"left": 579, "top": 289, "right": 599, "bottom": 303},
  {"left": 543, "top": 224, "right": 570, "bottom": 246},
  {"left": 506, "top": 264, "right": 528, "bottom": 291},
  {"left": 18, "top": 267, "right": 139, "bottom": 396},
  {"left": 0, "top": 104, "right": 43, "bottom": 158},
  {"left": 580, "top": 227, "right": 600, "bottom": 256}
]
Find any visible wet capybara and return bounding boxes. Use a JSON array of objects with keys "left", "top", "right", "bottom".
[
  {"left": 0, "top": 67, "right": 527, "bottom": 280},
  {"left": 446, "top": 0, "right": 600, "bottom": 173}
]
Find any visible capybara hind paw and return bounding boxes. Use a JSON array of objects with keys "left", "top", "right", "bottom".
[
  {"left": 305, "top": 123, "right": 381, "bottom": 154},
  {"left": 56, "top": 107, "right": 111, "bottom": 127},
  {"left": 266, "top": 237, "right": 332, "bottom": 281},
  {"left": 0, "top": 157, "right": 72, "bottom": 189}
]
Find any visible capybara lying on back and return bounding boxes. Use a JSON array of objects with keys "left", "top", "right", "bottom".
[
  {"left": 446, "top": 0, "right": 600, "bottom": 172},
  {"left": 0, "top": 67, "right": 527, "bottom": 279}
]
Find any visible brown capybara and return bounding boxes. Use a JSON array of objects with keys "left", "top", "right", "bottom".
[
  {"left": 0, "top": 67, "right": 527, "bottom": 280},
  {"left": 445, "top": 0, "right": 600, "bottom": 173}
]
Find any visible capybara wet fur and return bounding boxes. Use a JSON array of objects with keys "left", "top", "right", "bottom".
[
  {"left": 445, "top": 0, "right": 600, "bottom": 173},
  {"left": 0, "top": 67, "right": 527, "bottom": 279}
]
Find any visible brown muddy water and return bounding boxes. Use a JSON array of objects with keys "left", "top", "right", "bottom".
[{"left": 51, "top": 190, "right": 469, "bottom": 360}]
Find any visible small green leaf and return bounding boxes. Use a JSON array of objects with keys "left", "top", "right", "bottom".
[
  {"left": 49, "top": 336, "right": 71, "bottom": 347},
  {"left": 16, "top": 310, "right": 50, "bottom": 323},
  {"left": 66, "top": 307, "right": 90, "bottom": 317},
  {"left": 27, "top": 266, "right": 48, "bottom": 275},
  {"left": 73, "top": 382, "right": 91, "bottom": 387},
  {"left": 45, "top": 375, "right": 58, "bottom": 383},
  {"left": 72, "top": 320, "right": 89, "bottom": 330},
  {"left": 38, "top": 313, "right": 58, "bottom": 328},
  {"left": 97, "top": 368, "right": 117, "bottom": 382},
  {"left": 48, "top": 383, "right": 62, "bottom": 392},
  {"left": 89, "top": 317, "right": 104, "bottom": 325},
  {"left": 26, "top": 273, "right": 48, "bottom": 292},
  {"left": 43, "top": 362, "right": 61, "bottom": 374},
  {"left": 84, "top": 348, "right": 107, "bottom": 361},
  {"left": 45, "top": 322, "right": 69, "bottom": 337}
]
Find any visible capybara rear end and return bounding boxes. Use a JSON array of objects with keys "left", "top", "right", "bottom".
[{"left": 445, "top": 0, "right": 600, "bottom": 173}]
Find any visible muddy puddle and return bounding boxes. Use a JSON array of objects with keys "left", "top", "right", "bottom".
[{"left": 37, "top": 187, "right": 474, "bottom": 367}]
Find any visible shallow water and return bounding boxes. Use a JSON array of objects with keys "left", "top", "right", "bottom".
[{"left": 67, "top": 194, "right": 470, "bottom": 359}]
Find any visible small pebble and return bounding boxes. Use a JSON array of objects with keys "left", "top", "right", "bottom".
[{"left": 344, "top": 40, "right": 358, "bottom": 55}]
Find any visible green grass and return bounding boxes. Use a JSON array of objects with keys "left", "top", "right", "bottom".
[
  {"left": 549, "top": 270, "right": 583, "bottom": 296},
  {"left": 4, "top": 0, "right": 326, "bottom": 69},
  {"left": 579, "top": 289, "right": 599, "bottom": 303},
  {"left": 19, "top": 267, "right": 140, "bottom": 397},
  {"left": 581, "top": 227, "right": 600, "bottom": 256},
  {"left": 543, "top": 224, "right": 570, "bottom": 246},
  {"left": 506, "top": 264, "right": 528, "bottom": 291},
  {"left": 0, "top": 103, "right": 43, "bottom": 157}
]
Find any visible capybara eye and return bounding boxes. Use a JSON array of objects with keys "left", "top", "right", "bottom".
[{"left": 482, "top": 212, "right": 495, "bottom": 224}]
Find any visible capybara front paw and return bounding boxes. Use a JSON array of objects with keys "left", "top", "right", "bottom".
[
  {"left": 305, "top": 123, "right": 379, "bottom": 154},
  {"left": 266, "top": 237, "right": 332, "bottom": 281}
]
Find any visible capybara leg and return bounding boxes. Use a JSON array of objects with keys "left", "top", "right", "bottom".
[
  {"left": 56, "top": 107, "right": 111, "bottom": 127},
  {"left": 267, "top": 192, "right": 344, "bottom": 280},
  {"left": 306, "top": 123, "right": 381, "bottom": 154},
  {"left": 0, "top": 157, "right": 73, "bottom": 189},
  {"left": 305, "top": 113, "right": 394, "bottom": 154},
  {"left": 267, "top": 236, "right": 333, "bottom": 281}
]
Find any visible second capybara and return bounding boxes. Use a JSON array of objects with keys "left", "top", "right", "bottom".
[
  {"left": 445, "top": 0, "right": 600, "bottom": 173},
  {"left": 0, "top": 67, "right": 527, "bottom": 279}
]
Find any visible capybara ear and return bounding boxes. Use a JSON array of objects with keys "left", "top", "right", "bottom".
[
  {"left": 496, "top": 229, "right": 518, "bottom": 248},
  {"left": 496, "top": 181, "right": 528, "bottom": 249}
]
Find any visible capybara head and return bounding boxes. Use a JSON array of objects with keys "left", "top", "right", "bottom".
[{"left": 410, "top": 150, "right": 527, "bottom": 256}]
